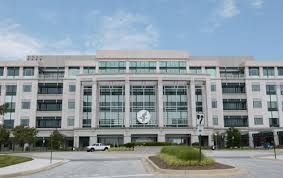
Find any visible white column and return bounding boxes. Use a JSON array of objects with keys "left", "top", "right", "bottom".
[
  {"left": 190, "top": 80, "right": 196, "bottom": 127},
  {"left": 91, "top": 80, "right": 97, "bottom": 128},
  {"left": 205, "top": 80, "right": 212, "bottom": 127},
  {"left": 73, "top": 135, "right": 79, "bottom": 148},
  {"left": 125, "top": 80, "right": 130, "bottom": 127},
  {"left": 158, "top": 80, "right": 164, "bottom": 127},
  {"left": 249, "top": 132, "right": 254, "bottom": 148},
  {"left": 74, "top": 79, "right": 82, "bottom": 128},
  {"left": 158, "top": 134, "right": 165, "bottom": 142},
  {"left": 90, "top": 136, "right": 97, "bottom": 145}
]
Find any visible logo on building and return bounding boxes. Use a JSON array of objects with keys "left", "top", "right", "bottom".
[{"left": 137, "top": 110, "right": 151, "bottom": 124}]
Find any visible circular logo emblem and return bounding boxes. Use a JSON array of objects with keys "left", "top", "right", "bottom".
[{"left": 137, "top": 110, "right": 151, "bottom": 124}]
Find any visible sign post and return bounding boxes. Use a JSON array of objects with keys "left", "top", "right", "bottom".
[{"left": 196, "top": 113, "right": 204, "bottom": 163}]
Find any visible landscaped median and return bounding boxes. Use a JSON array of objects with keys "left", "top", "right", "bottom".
[
  {"left": 0, "top": 155, "right": 32, "bottom": 168},
  {"left": 145, "top": 146, "right": 247, "bottom": 176}
]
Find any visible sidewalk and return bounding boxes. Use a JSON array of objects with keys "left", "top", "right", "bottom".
[{"left": 0, "top": 158, "right": 66, "bottom": 177}]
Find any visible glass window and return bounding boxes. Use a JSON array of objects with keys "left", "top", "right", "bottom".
[
  {"left": 212, "top": 100, "right": 217, "bottom": 108},
  {"left": 213, "top": 115, "right": 218, "bottom": 125},
  {"left": 23, "top": 84, "right": 32, "bottom": 92},
  {"left": 224, "top": 116, "right": 248, "bottom": 127},
  {"left": 267, "top": 101, "right": 278, "bottom": 111},
  {"left": 254, "top": 116, "right": 263, "bottom": 125},
  {"left": 83, "top": 67, "right": 96, "bottom": 74},
  {"left": 7, "top": 67, "right": 19, "bottom": 76},
  {"left": 0, "top": 67, "right": 4, "bottom": 76},
  {"left": 205, "top": 67, "right": 216, "bottom": 77},
  {"left": 68, "top": 67, "right": 80, "bottom": 76},
  {"left": 6, "top": 85, "right": 17, "bottom": 95},
  {"left": 22, "top": 101, "right": 31, "bottom": 109},
  {"left": 278, "top": 67, "right": 283, "bottom": 76},
  {"left": 20, "top": 118, "right": 29, "bottom": 126},
  {"left": 69, "top": 85, "right": 76, "bottom": 92},
  {"left": 222, "top": 83, "right": 245, "bottom": 93},
  {"left": 263, "top": 67, "right": 275, "bottom": 76},
  {"left": 23, "top": 67, "right": 34, "bottom": 76},
  {"left": 249, "top": 67, "right": 259, "bottom": 76},
  {"left": 211, "top": 84, "right": 216, "bottom": 92},
  {"left": 253, "top": 99, "right": 262, "bottom": 108},
  {"left": 252, "top": 84, "right": 260, "bottom": 92},
  {"left": 3, "top": 120, "right": 14, "bottom": 129},
  {"left": 160, "top": 61, "right": 186, "bottom": 74},
  {"left": 36, "top": 117, "right": 61, "bottom": 128},
  {"left": 67, "top": 116, "right": 75, "bottom": 127},
  {"left": 38, "top": 83, "right": 63, "bottom": 94},
  {"left": 266, "top": 85, "right": 276, "bottom": 95},
  {"left": 99, "top": 61, "right": 126, "bottom": 73},
  {"left": 129, "top": 61, "right": 156, "bottom": 73},
  {"left": 37, "top": 100, "right": 62, "bottom": 111},
  {"left": 68, "top": 99, "right": 75, "bottom": 109},
  {"left": 190, "top": 67, "right": 202, "bottom": 74}
]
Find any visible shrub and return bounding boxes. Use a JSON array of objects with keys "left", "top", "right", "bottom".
[
  {"left": 161, "top": 146, "right": 203, "bottom": 161},
  {"left": 191, "top": 142, "right": 199, "bottom": 147},
  {"left": 158, "top": 146, "right": 215, "bottom": 166},
  {"left": 226, "top": 127, "right": 241, "bottom": 148},
  {"left": 123, "top": 142, "right": 174, "bottom": 148}
]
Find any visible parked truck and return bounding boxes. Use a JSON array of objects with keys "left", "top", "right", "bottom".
[{"left": 86, "top": 143, "right": 110, "bottom": 152}]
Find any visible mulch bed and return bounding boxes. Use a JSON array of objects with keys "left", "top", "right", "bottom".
[{"left": 149, "top": 156, "right": 234, "bottom": 170}]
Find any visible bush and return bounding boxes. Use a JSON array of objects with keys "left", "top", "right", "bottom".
[
  {"left": 191, "top": 142, "right": 199, "bottom": 147},
  {"left": 226, "top": 127, "right": 241, "bottom": 148},
  {"left": 158, "top": 146, "right": 215, "bottom": 166},
  {"left": 123, "top": 142, "right": 174, "bottom": 148},
  {"left": 161, "top": 146, "right": 203, "bottom": 161}
]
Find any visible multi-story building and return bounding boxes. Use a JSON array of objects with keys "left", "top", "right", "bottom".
[{"left": 1, "top": 50, "right": 283, "bottom": 148}]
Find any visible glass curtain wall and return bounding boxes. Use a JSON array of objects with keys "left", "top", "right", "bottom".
[
  {"left": 163, "top": 84, "right": 188, "bottom": 127},
  {"left": 4, "top": 85, "right": 17, "bottom": 128},
  {"left": 99, "top": 84, "right": 125, "bottom": 128},
  {"left": 130, "top": 82, "right": 157, "bottom": 127},
  {"left": 99, "top": 61, "right": 126, "bottom": 73},
  {"left": 195, "top": 85, "right": 203, "bottom": 113},
  {"left": 159, "top": 61, "right": 186, "bottom": 74},
  {"left": 83, "top": 86, "right": 92, "bottom": 128},
  {"left": 129, "top": 61, "right": 156, "bottom": 73}
]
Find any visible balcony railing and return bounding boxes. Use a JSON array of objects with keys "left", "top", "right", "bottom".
[{"left": 39, "top": 73, "right": 64, "bottom": 79}]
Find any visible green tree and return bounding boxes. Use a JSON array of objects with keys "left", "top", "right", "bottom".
[
  {"left": 50, "top": 130, "right": 65, "bottom": 150},
  {"left": 12, "top": 126, "right": 38, "bottom": 151},
  {"left": 0, "top": 103, "right": 8, "bottom": 116},
  {"left": 0, "top": 127, "right": 10, "bottom": 151},
  {"left": 226, "top": 127, "right": 241, "bottom": 148}
]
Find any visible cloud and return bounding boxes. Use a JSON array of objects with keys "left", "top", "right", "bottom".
[
  {"left": 250, "top": 0, "right": 264, "bottom": 9},
  {"left": 0, "top": 20, "right": 41, "bottom": 59},
  {"left": 85, "top": 10, "right": 159, "bottom": 50},
  {"left": 218, "top": 0, "right": 240, "bottom": 18}
]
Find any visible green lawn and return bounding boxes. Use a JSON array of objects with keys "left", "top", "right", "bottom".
[{"left": 0, "top": 155, "right": 33, "bottom": 168}]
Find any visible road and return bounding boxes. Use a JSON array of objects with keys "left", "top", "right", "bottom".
[{"left": 16, "top": 149, "right": 283, "bottom": 178}]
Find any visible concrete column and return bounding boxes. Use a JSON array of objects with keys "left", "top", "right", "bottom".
[
  {"left": 73, "top": 135, "right": 79, "bottom": 148},
  {"left": 158, "top": 80, "right": 164, "bottom": 127},
  {"left": 90, "top": 136, "right": 97, "bottom": 145},
  {"left": 124, "top": 79, "right": 130, "bottom": 127},
  {"left": 205, "top": 80, "right": 212, "bottom": 127},
  {"left": 273, "top": 131, "right": 279, "bottom": 146},
  {"left": 124, "top": 132, "right": 131, "bottom": 143},
  {"left": 208, "top": 134, "right": 213, "bottom": 147},
  {"left": 74, "top": 79, "right": 82, "bottom": 128},
  {"left": 191, "top": 135, "right": 199, "bottom": 145},
  {"left": 158, "top": 134, "right": 165, "bottom": 142},
  {"left": 91, "top": 80, "right": 97, "bottom": 128},
  {"left": 156, "top": 61, "right": 160, "bottom": 73},
  {"left": 126, "top": 61, "right": 129, "bottom": 73},
  {"left": 190, "top": 80, "right": 196, "bottom": 127},
  {"left": 249, "top": 132, "right": 254, "bottom": 148}
]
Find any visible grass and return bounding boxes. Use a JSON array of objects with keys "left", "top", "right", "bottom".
[
  {"left": 0, "top": 155, "right": 33, "bottom": 168},
  {"left": 109, "top": 147, "right": 134, "bottom": 151},
  {"left": 158, "top": 146, "right": 215, "bottom": 166}
]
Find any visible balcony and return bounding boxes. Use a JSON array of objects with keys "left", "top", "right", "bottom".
[{"left": 39, "top": 73, "right": 64, "bottom": 79}]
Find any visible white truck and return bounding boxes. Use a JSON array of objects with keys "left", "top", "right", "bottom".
[{"left": 86, "top": 143, "right": 110, "bottom": 152}]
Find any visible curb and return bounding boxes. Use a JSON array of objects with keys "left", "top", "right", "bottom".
[
  {"left": 143, "top": 157, "right": 248, "bottom": 176},
  {"left": 0, "top": 160, "right": 68, "bottom": 178}
]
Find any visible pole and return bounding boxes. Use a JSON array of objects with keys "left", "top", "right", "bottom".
[
  {"left": 273, "top": 140, "right": 277, "bottom": 159},
  {"left": 50, "top": 135, "right": 53, "bottom": 164},
  {"left": 199, "top": 135, "right": 202, "bottom": 163}
]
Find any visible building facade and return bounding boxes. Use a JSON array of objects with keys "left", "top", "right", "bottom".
[{"left": 1, "top": 50, "right": 283, "bottom": 148}]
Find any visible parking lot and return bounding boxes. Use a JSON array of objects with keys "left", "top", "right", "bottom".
[{"left": 15, "top": 148, "right": 283, "bottom": 178}]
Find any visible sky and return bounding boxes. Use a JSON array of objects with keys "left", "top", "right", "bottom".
[{"left": 0, "top": 0, "right": 283, "bottom": 60}]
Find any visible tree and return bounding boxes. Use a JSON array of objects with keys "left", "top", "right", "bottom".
[
  {"left": 50, "top": 130, "right": 64, "bottom": 150},
  {"left": 12, "top": 126, "right": 38, "bottom": 151},
  {"left": 226, "top": 127, "right": 241, "bottom": 148},
  {"left": 0, "top": 103, "right": 8, "bottom": 126},
  {"left": 0, "top": 127, "right": 10, "bottom": 151}
]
